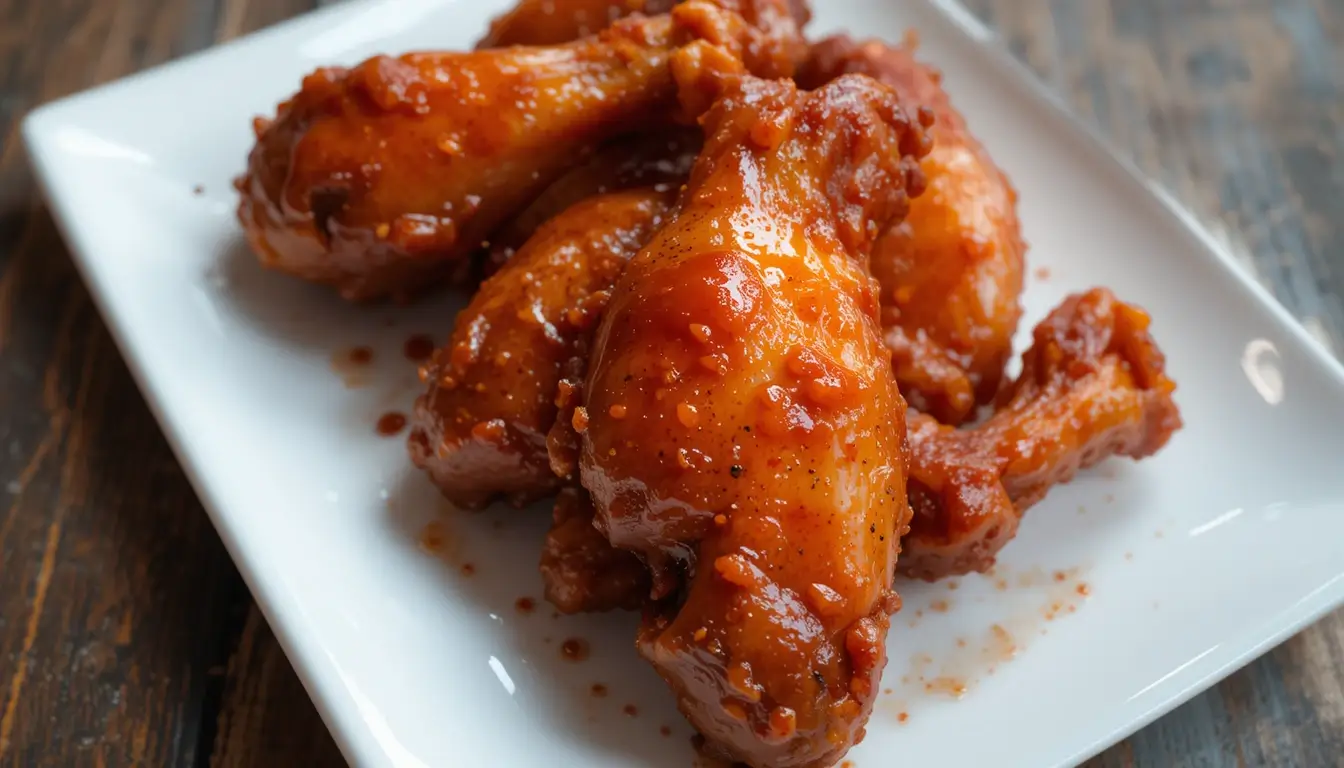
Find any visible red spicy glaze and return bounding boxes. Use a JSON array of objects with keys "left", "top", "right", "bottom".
[
  {"left": 580, "top": 74, "right": 929, "bottom": 768},
  {"left": 408, "top": 190, "right": 673, "bottom": 510},
  {"left": 235, "top": 4, "right": 803, "bottom": 301}
]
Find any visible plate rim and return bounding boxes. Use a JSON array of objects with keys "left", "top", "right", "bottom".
[{"left": 20, "top": 0, "right": 1344, "bottom": 766}]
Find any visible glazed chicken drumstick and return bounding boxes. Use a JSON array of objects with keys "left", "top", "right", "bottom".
[
  {"left": 419, "top": 33, "right": 1028, "bottom": 510},
  {"left": 899, "top": 288, "right": 1182, "bottom": 580},
  {"left": 482, "top": 129, "right": 701, "bottom": 278},
  {"left": 236, "top": 0, "right": 802, "bottom": 301},
  {"left": 408, "top": 187, "right": 675, "bottom": 509},
  {"left": 802, "top": 35, "right": 1027, "bottom": 425},
  {"left": 581, "top": 72, "right": 931, "bottom": 768},
  {"left": 541, "top": 290, "right": 1181, "bottom": 604}
]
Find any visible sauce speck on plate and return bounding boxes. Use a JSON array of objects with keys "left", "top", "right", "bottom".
[
  {"left": 923, "top": 676, "right": 968, "bottom": 698},
  {"left": 376, "top": 412, "right": 407, "bottom": 436},
  {"left": 561, "top": 637, "right": 589, "bottom": 662},
  {"left": 404, "top": 333, "right": 436, "bottom": 362},
  {"left": 515, "top": 596, "right": 536, "bottom": 614},
  {"left": 622, "top": 704, "right": 638, "bottom": 717},
  {"left": 331, "top": 346, "right": 373, "bottom": 388},
  {"left": 418, "top": 521, "right": 447, "bottom": 554},
  {"left": 590, "top": 683, "right": 608, "bottom": 698}
]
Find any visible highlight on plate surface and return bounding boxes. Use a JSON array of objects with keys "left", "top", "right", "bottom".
[{"left": 234, "top": 1, "right": 1184, "bottom": 765}]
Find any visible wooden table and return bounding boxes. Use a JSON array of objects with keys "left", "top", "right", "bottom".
[{"left": 1, "top": 0, "right": 1340, "bottom": 765}]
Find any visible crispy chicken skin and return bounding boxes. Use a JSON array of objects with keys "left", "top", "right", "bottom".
[
  {"left": 236, "top": 0, "right": 801, "bottom": 301},
  {"left": 541, "top": 488, "right": 652, "bottom": 613},
  {"left": 542, "top": 289, "right": 1181, "bottom": 601},
  {"left": 580, "top": 73, "right": 930, "bottom": 768},
  {"left": 802, "top": 35, "right": 1026, "bottom": 425},
  {"left": 899, "top": 288, "right": 1183, "bottom": 580},
  {"left": 477, "top": 0, "right": 679, "bottom": 48},
  {"left": 478, "top": 0, "right": 813, "bottom": 49},
  {"left": 484, "top": 129, "right": 701, "bottom": 277},
  {"left": 408, "top": 188, "right": 674, "bottom": 509}
]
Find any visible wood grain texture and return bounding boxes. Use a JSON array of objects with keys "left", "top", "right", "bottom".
[
  {"left": 0, "top": 1, "right": 309, "bottom": 766},
  {"left": 209, "top": 606, "right": 345, "bottom": 768},
  {"left": 0, "top": 0, "right": 1339, "bottom": 766}
]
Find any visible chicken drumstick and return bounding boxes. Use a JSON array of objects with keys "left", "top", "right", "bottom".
[
  {"left": 899, "top": 287, "right": 1182, "bottom": 580},
  {"left": 581, "top": 72, "right": 930, "bottom": 768},
  {"left": 408, "top": 187, "right": 675, "bottom": 509},
  {"left": 802, "top": 35, "right": 1027, "bottom": 425},
  {"left": 236, "top": 0, "right": 801, "bottom": 301}
]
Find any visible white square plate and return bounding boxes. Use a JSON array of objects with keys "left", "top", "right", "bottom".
[{"left": 23, "top": 0, "right": 1344, "bottom": 766}]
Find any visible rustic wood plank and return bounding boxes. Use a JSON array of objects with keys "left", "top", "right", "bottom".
[
  {"left": 0, "top": 0, "right": 289, "bottom": 765},
  {"left": 209, "top": 606, "right": 346, "bottom": 768}
]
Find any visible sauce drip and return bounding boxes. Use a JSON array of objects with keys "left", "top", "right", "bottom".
[
  {"left": 560, "top": 637, "right": 589, "bottom": 662},
  {"left": 419, "top": 522, "right": 447, "bottom": 553},
  {"left": 331, "top": 346, "right": 374, "bottom": 388},
  {"left": 376, "top": 412, "right": 407, "bottom": 436},
  {"left": 404, "top": 333, "right": 436, "bottom": 362}
]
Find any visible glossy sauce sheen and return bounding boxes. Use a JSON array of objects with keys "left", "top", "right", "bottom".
[
  {"left": 900, "top": 288, "right": 1182, "bottom": 580},
  {"left": 408, "top": 189, "right": 674, "bottom": 509},
  {"left": 484, "top": 130, "right": 702, "bottom": 276},
  {"left": 581, "top": 74, "right": 929, "bottom": 768},
  {"left": 236, "top": 0, "right": 800, "bottom": 301},
  {"left": 802, "top": 36, "right": 1026, "bottom": 425}
]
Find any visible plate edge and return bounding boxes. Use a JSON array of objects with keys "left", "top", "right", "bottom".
[{"left": 19, "top": 54, "right": 385, "bottom": 768}]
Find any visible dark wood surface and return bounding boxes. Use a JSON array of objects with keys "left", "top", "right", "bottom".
[{"left": 1, "top": 0, "right": 1340, "bottom": 765}]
